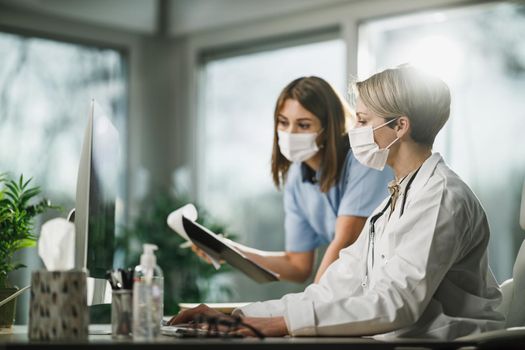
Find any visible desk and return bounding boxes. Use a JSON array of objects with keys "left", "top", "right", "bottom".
[{"left": 1, "top": 325, "right": 524, "bottom": 350}]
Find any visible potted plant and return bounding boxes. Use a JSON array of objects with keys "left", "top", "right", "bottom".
[{"left": 0, "top": 173, "right": 54, "bottom": 332}]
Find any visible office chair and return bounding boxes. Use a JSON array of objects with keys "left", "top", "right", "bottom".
[
  {"left": 496, "top": 179, "right": 525, "bottom": 327},
  {"left": 459, "top": 180, "right": 525, "bottom": 347}
]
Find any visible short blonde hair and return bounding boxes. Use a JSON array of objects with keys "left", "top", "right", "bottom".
[{"left": 354, "top": 66, "right": 451, "bottom": 147}]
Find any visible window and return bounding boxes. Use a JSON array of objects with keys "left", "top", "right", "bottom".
[
  {"left": 359, "top": 2, "right": 525, "bottom": 282},
  {"left": 0, "top": 31, "right": 127, "bottom": 322},
  {"left": 0, "top": 31, "right": 127, "bottom": 209},
  {"left": 199, "top": 37, "right": 345, "bottom": 300}
]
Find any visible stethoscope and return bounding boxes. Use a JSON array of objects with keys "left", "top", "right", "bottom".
[{"left": 362, "top": 167, "right": 421, "bottom": 287}]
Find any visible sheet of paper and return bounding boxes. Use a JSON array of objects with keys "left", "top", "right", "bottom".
[{"left": 167, "top": 204, "right": 221, "bottom": 269}]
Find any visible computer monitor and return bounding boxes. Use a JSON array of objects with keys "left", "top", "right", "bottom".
[{"left": 74, "top": 99, "right": 120, "bottom": 305}]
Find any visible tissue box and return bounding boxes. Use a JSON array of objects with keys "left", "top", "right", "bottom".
[{"left": 28, "top": 270, "right": 89, "bottom": 340}]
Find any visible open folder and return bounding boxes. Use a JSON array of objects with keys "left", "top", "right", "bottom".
[{"left": 167, "top": 204, "right": 279, "bottom": 283}]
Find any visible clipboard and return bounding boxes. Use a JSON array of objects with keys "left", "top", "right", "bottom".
[
  {"left": 166, "top": 204, "right": 279, "bottom": 283},
  {"left": 181, "top": 217, "right": 279, "bottom": 283}
]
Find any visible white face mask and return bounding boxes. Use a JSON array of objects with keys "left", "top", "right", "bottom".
[
  {"left": 277, "top": 130, "right": 319, "bottom": 163},
  {"left": 348, "top": 118, "right": 399, "bottom": 171}
]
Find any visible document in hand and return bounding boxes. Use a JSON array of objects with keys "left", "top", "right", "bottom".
[{"left": 167, "top": 204, "right": 279, "bottom": 283}]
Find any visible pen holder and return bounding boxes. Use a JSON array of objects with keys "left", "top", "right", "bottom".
[
  {"left": 28, "top": 270, "right": 89, "bottom": 340},
  {"left": 111, "top": 290, "right": 133, "bottom": 339}
]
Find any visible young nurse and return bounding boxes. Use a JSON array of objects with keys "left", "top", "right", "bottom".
[
  {"left": 171, "top": 66, "right": 504, "bottom": 339},
  {"left": 216, "top": 76, "right": 393, "bottom": 283}
]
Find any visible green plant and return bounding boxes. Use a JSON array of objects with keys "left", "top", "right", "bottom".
[
  {"left": 0, "top": 173, "right": 54, "bottom": 288},
  {"left": 116, "top": 191, "right": 235, "bottom": 315}
]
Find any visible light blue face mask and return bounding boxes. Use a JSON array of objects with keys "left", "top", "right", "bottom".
[{"left": 348, "top": 118, "right": 399, "bottom": 171}]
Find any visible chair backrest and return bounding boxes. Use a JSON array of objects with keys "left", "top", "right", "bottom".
[
  {"left": 505, "top": 240, "right": 525, "bottom": 328},
  {"left": 520, "top": 181, "right": 525, "bottom": 230},
  {"left": 496, "top": 278, "right": 513, "bottom": 320},
  {"left": 500, "top": 178, "right": 525, "bottom": 328}
]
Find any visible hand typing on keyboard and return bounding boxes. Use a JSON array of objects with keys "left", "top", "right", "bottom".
[
  {"left": 167, "top": 304, "right": 222, "bottom": 326},
  {"left": 166, "top": 304, "right": 266, "bottom": 338}
]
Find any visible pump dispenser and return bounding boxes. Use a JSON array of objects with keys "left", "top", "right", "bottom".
[
  {"left": 140, "top": 244, "right": 157, "bottom": 283},
  {"left": 132, "top": 243, "right": 164, "bottom": 340}
]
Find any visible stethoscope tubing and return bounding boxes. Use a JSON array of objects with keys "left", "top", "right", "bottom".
[{"left": 363, "top": 167, "right": 421, "bottom": 286}]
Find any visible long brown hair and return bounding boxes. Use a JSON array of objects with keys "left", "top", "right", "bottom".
[{"left": 271, "top": 76, "right": 351, "bottom": 193}]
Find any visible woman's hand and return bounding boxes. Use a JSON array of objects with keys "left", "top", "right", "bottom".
[
  {"left": 167, "top": 304, "right": 222, "bottom": 325},
  {"left": 190, "top": 244, "right": 225, "bottom": 264},
  {"left": 167, "top": 305, "right": 289, "bottom": 338}
]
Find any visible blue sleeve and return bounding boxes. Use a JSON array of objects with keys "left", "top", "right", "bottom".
[
  {"left": 337, "top": 151, "right": 393, "bottom": 217},
  {"left": 283, "top": 167, "right": 319, "bottom": 252}
]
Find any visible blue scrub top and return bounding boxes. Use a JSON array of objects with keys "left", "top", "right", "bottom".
[{"left": 284, "top": 149, "right": 393, "bottom": 252}]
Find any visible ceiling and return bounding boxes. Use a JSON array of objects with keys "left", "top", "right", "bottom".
[{"left": 0, "top": 0, "right": 357, "bottom": 36}]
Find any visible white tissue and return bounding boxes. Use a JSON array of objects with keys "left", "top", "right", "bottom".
[{"left": 38, "top": 218, "right": 75, "bottom": 271}]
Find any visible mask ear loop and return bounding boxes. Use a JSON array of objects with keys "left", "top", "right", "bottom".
[
  {"left": 317, "top": 128, "right": 325, "bottom": 149},
  {"left": 385, "top": 136, "right": 400, "bottom": 150},
  {"left": 375, "top": 117, "right": 401, "bottom": 150},
  {"left": 373, "top": 117, "right": 399, "bottom": 131}
]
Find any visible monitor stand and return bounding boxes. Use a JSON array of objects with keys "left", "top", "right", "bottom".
[
  {"left": 87, "top": 277, "right": 112, "bottom": 305},
  {"left": 68, "top": 208, "right": 112, "bottom": 306}
]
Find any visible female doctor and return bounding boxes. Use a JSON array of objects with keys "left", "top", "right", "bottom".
[
  {"left": 171, "top": 66, "right": 504, "bottom": 339},
  {"left": 209, "top": 76, "right": 392, "bottom": 283}
]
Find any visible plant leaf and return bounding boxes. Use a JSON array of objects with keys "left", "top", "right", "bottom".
[
  {"left": 22, "top": 176, "right": 33, "bottom": 190},
  {"left": 14, "top": 238, "right": 36, "bottom": 250},
  {"left": 0, "top": 173, "right": 54, "bottom": 277}
]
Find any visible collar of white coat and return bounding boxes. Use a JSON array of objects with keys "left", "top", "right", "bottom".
[
  {"left": 369, "top": 152, "right": 443, "bottom": 218},
  {"left": 405, "top": 152, "right": 443, "bottom": 199}
]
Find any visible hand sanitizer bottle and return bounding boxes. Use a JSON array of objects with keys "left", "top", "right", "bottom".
[{"left": 132, "top": 244, "right": 164, "bottom": 340}]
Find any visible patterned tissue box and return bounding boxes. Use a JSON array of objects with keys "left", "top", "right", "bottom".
[{"left": 28, "top": 270, "right": 89, "bottom": 340}]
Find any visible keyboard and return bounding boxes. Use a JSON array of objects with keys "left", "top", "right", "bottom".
[{"left": 161, "top": 324, "right": 244, "bottom": 338}]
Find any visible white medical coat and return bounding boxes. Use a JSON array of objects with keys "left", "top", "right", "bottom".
[{"left": 237, "top": 153, "right": 505, "bottom": 339}]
